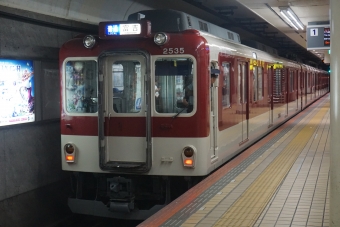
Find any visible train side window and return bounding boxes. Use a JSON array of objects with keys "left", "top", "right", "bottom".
[
  {"left": 274, "top": 68, "right": 282, "bottom": 97},
  {"left": 253, "top": 66, "right": 258, "bottom": 102},
  {"left": 252, "top": 66, "right": 263, "bottom": 102},
  {"left": 238, "top": 64, "right": 241, "bottom": 104},
  {"left": 65, "top": 60, "right": 98, "bottom": 113},
  {"left": 294, "top": 71, "right": 297, "bottom": 91},
  {"left": 222, "top": 62, "right": 230, "bottom": 107},
  {"left": 241, "top": 64, "right": 247, "bottom": 103},
  {"left": 303, "top": 72, "right": 305, "bottom": 88},
  {"left": 238, "top": 63, "right": 247, "bottom": 104},
  {"left": 112, "top": 61, "right": 141, "bottom": 113},
  {"left": 289, "top": 71, "right": 294, "bottom": 92},
  {"left": 307, "top": 73, "right": 310, "bottom": 87},
  {"left": 258, "top": 67, "right": 263, "bottom": 100},
  {"left": 154, "top": 57, "right": 194, "bottom": 114},
  {"left": 314, "top": 73, "right": 316, "bottom": 93}
]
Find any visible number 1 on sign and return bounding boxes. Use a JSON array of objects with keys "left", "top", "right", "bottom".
[{"left": 310, "top": 29, "right": 318, "bottom": 36}]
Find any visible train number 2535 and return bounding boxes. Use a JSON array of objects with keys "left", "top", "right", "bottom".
[{"left": 163, "top": 48, "right": 185, "bottom": 54}]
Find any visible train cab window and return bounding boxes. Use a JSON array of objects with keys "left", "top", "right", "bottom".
[
  {"left": 112, "top": 61, "right": 142, "bottom": 113},
  {"left": 65, "top": 60, "right": 97, "bottom": 113},
  {"left": 154, "top": 57, "right": 194, "bottom": 114},
  {"left": 222, "top": 62, "right": 230, "bottom": 107}
]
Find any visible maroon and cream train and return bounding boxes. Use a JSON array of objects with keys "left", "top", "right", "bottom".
[{"left": 60, "top": 9, "right": 329, "bottom": 219}]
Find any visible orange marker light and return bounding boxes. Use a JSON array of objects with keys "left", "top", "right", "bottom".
[
  {"left": 66, "top": 155, "right": 74, "bottom": 162},
  {"left": 182, "top": 146, "right": 196, "bottom": 168},
  {"left": 184, "top": 159, "right": 193, "bottom": 166}
]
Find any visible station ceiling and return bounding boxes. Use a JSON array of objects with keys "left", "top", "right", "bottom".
[
  {"left": 185, "top": 0, "right": 330, "bottom": 67},
  {"left": 0, "top": 0, "right": 330, "bottom": 68}
]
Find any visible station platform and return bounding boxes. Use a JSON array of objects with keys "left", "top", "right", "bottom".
[{"left": 138, "top": 94, "right": 330, "bottom": 227}]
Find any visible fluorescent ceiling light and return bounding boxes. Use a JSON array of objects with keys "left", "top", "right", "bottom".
[
  {"left": 280, "top": 11, "right": 298, "bottom": 30},
  {"left": 287, "top": 10, "right": 304, "bottom": 30},
  {"left": 279, "top": 7, "right": 304, "bottom": 31}
]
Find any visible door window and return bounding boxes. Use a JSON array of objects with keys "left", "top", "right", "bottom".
[{"left": 112, "top": 61, "right": 142, "bottom": 113}]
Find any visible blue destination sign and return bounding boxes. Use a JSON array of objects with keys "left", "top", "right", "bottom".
[{"left": 105, "top": 23, "right": 141, "bottom": 36}]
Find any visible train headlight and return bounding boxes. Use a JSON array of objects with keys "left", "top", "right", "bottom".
[
  {"left": 183, "top": 147, "right": 194, "bottom": 157},
  {"left": 83, "top": 35, "right": 96, "bottom": 48},
  {"left": 64, "top": 143, "right": 76, "bottom": 163},
  {"left": 182, "top": 146, "right": 196, "bottom": 168},
  {"left": 154, "top": 32, "right": 168, "bottom": 45}
]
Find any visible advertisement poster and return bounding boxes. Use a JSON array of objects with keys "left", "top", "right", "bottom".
[{"left": 0, "top": 59, "right": 34, "bottom": 126}]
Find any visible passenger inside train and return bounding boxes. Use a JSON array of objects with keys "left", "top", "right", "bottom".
[
  {"left": 211, "top": 62, "right": 220, "bottom": 86},
  {"left": 182, "top": 81, "right": 193, "bottom": 113},
  {"left": 211, "top": 72, "right": 218, "bottom": 86}
]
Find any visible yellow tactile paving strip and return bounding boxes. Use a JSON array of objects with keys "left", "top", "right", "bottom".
[
  {"left": 181, "top": 147, "right": 281, "bottom": 227},
  {"left": 212, "top": 103, "right": 329, "bottom": 227},
  {"left": 180, "top": 101, "right": 329, "bottom": 227},
  {"left": 254, "top": 106, "right": 330, "bottom": 227}
]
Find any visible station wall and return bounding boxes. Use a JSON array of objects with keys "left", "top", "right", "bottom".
[{"left": 0, "top": 6, "right": 97, "bottom": 227}]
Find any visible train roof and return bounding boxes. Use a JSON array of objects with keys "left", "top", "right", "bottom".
[
  {"left": 242, "top": 40, "right": 279, "bottom": 56},
  {"left": 128, "top": 9, "right": 241, "bottom": 44}
]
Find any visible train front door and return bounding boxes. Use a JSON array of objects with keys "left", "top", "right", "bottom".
[{"left": 98, "top": 52, "right": 151, "bottom": 171}]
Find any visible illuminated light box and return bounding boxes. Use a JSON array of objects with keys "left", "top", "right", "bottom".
[
  {"left": 0, "top": 59, "right": 35, "bottom": 126},
  {"left": 105, "top": 23, "right": 141, "bottom": 36},
  {"left": 99, "top": 20, "right": 151, "bottom": 39}
]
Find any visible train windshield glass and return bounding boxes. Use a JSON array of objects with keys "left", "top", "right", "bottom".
[
  {"left": 65, "top": 60, "right": 98, "bottom": 113},
  {"left": 154, "top": 58, "right": 194, "bottom": 114},
  {"left": 112, "top": 61, "right": 142, "bottom": 113}
]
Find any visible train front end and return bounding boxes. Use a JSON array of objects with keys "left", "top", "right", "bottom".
[{"left": 60, "top": 15, "right": 211, "bottom": 219}]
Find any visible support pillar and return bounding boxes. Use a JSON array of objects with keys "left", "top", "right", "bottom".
[{"left": 330, "top": 0, "right": 340, "bottom": 226}]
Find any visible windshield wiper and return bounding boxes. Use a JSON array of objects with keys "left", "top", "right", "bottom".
[{"left": 172, "top": 108, "right": 187, "bottom": 119}]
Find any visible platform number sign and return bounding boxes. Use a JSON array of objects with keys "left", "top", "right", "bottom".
[
  {"left": 310, "top": 28, "right": 318, "bottom": 36},
  {"left": 307, "top": 24, "right": 330, "bottom": 50}
]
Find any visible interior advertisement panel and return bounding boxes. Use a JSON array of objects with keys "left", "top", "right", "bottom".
[{"left": 0, "top": 59, "right": 34, "bottom": 126}]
